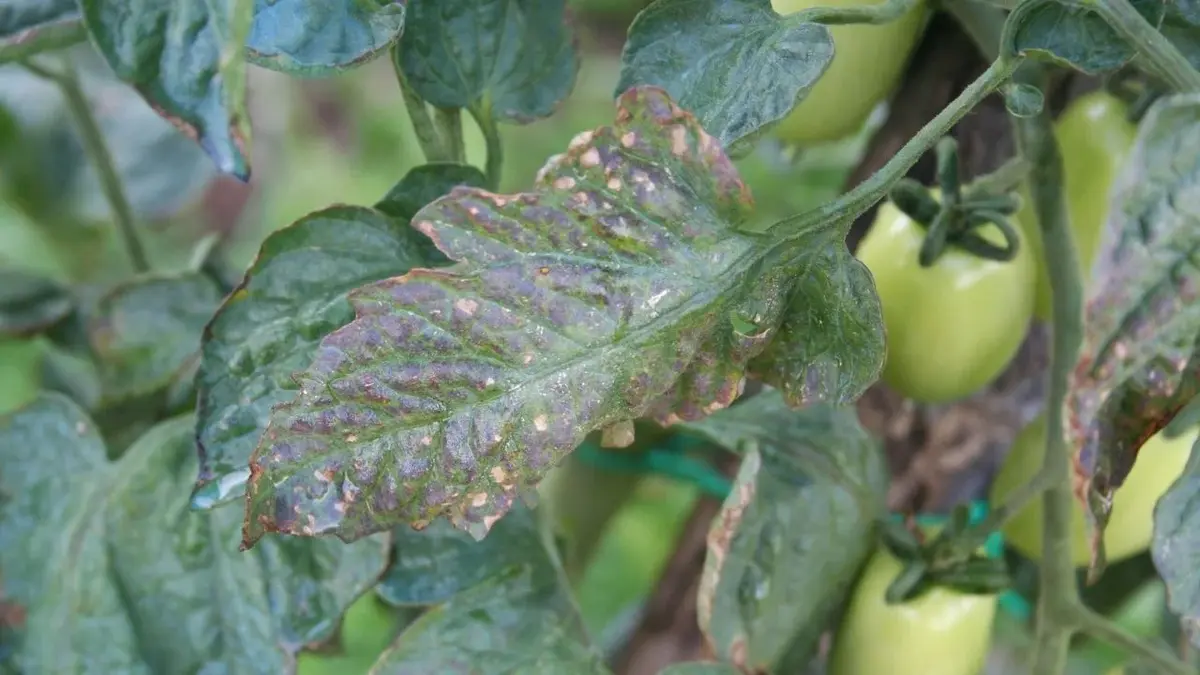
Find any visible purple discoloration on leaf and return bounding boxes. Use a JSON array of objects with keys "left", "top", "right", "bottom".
[
  {"left": 240, "top": 86, "right": 798, "bottom": 547},
  {"left": 1065, "top": 94, "right": 1200, "bottom": 572}
]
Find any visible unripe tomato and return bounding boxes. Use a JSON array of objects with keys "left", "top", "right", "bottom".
[
  {"left": 829, "top": 542, "right": 998, "bottom": 675},
  {"left": 771, "top": 0, "right": 928, "bottom": 145},
  {"left": 1016, "top": 91, "right": 1137, "bottom": 321},
  {"left": 857, "top": 190, "right": 1035, "bottom": 403},
  {"left": 0, "top": 338, "right": 41, "bottom": 415},
  {"left": 990, "top": 415, "right": 1195, "bottom": 567}
]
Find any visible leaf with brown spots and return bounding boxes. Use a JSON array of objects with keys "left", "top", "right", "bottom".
[
  {"left": 0, "top": 394, "right": 388, "bottom": 674},
  {"left": 684, "top": 390, "right": 887, "bottom": 672},
  {"left": 1065, "top": 94, "right": 1200, "bottom": 573},
  {"left": 242, "top": 86, "right": 878, "bottom": 548}
]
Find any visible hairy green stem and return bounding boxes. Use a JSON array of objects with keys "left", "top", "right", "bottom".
[
  {"left": 768, "top": 57, "right": 1020, "bottom": 239},
  {"left": 1012, "top": 66, "right": 1085, "bottom": 675},
  {"left": 470, "top": 106, "right": 504, "bottom": 191},
  {"left": 25, "top": 57, "right": 149, "bottom": 274},
  {"left": 1072, "top": 606, "right": 1194, "bottom": 675},
  {"left": 434, "top": 107, "right": 466, "bottom": 164},
  {"left": 1095, "top": 0, "right": 1200, "bottom": 92},
  {"left": 394, "top": 58, "right": 450, "bottom": 163},
  {"left": 793, "top": 0, "right": 917, "bottom": 25}
]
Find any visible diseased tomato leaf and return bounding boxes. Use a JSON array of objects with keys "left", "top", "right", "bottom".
[
  {"left": 377, "top": 503, "right": 550, "bottom": 606},
  {"left": 194, "top": 201, "right": 464, "bottom": 510},
  {"left": 684, "top": 389, "right": 887, "bottom": 672},
  {"left": 245, "top": 0, "right": 406, "bottom": 75},
  {"left": 616, "top": 0, "right": 834, "bottom": 154},
  {"left": 1066, "top": 94, "right": 1200, "bottom": 572},
  {"left": 1152, "top": 436, "right": 1200, "bottom": 650},
  {"left": 1004, "top": 0, "right": 1165, "bottom": 75},
  {"left": 369, "top": 565, "right": 609, "bottom": 674},
  {"left": 395, "top": 0, "right": 579, "bottom": 123},
  {"left": 89, "top": 272, "right": 222, "bottom": 406},
  {"left": 241, "top": 86, "right": 880, "bottom": 548},
  {"left": 80, "top": 0, "right": 253, "bottom": 177},
  {"left": 0, "top": 394, "right": 388, "bottom": 674}
]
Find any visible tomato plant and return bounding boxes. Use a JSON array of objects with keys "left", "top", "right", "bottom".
[
  {"left": 1, "top": 2, "right": 1199, "bottom": 675},
  {"left": 771, "top": 0, "right": 929, "bottom": 145},
  {"left": 858, "top": 189, "right": 1035, "bottom": 403},
  {"left": 828, "top": 540, "right": 998, "bottom": 675},
  {"left": 991, "top": 415, "right": 1194, "bottom": 567}
]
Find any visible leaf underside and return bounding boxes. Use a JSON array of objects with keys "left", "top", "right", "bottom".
[
  {"left": 1152, "top": 437, "right": 1200, "bottom": 650},
  {"left": 686, "top": 390, "right": 887, "bottom": 671},
  {"left": 245, "top": 0, "right": 406, "bottom": 75},
  {"left": 1066, "top": 94, "right": 1200, "bottom": 570},
  {"left": 0, "top": 0, "right": 82, "bottom": 61},
  {"left": 1006, "top": 0, "right": 1166, "bottom": 75},
  {"left": 0, "top": 394, "right": 387, "bottom": 675}
]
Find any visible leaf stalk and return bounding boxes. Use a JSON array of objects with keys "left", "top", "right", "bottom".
[{"left": 1095, "top": 0, "right": 1200, "bottom": 93}]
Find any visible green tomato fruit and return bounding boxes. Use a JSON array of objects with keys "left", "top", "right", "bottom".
[
  {"left": 0, "top": 338, "right": 42, "bottom": 415},
  {"left": 990, "top": 415, "right": 1194, "bottom": 567},
  {"left": 829, "top": 543, "right": 998, "bottom": 675},
  {"left": 1016, "top": 91, "right": 1137, "bottom": 321},
  {"left": 771, "top": 0, "right": 928, "bottom": 145},
  {"left": 857, "top": 190, "right": 1036, "bottom": 403}
]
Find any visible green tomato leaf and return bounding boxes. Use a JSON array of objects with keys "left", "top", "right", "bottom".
[
  {"left": 395, "top": 0, "right": 579, "bottom": 123},
  {"left": 89, "top": 272, "right": 222, "bottom": 405},
  {"left": 658, "top": 664, "right": 742, "bottom": 675},
  {"left": 80, "top": 0, "right": 253, "bottom": 178},
  {"left": 377, "top": 503, "right": 550, "bottom": 606},
  {"left": 616, "top": 0, "right": 834, "bottom": 154},
  {"left": 375, "top": 162, "right": 487, "bottom": 264},
  {"left": 1152, "top": 436, "right": 1200, "bottom": 650},
  {"left": 1003, "top": 0, "right": 1165, "bottom": 75},
  {"left": 369, "top": 565, "right": 609, "bottom": 674},
  {"left": 0, "top": 395, "right": 388, "bottom": 674},
  {"left": 246, "top": 0, "right": 406, "bottom": 75},
  {"left": 194, "top": 204, "right": 453, "bottom": 510},
  {"left": 0, "top": 0, "right": 84, "bottom": 62},
  {"left": 683, "top": 390, "right": 887, "bottom": 672},
  {"left": 749, "top": 245, "right": 884, "bottom": 406},
  {"left": 1066, "top": 94, "right": 1200, "bottom": 572},
  {"left": 0, "top": 269, "right": 72, "bottom": 337},
  {"left": 242, "top": 86, "right": 875, "bottom": 548}
]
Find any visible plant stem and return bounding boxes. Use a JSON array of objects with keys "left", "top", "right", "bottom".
[
  {"left": 964, "top": 154, "right": 1031, "bottom": 197},
  {"left": 470, "top": 106, "right": 503, "bottom": 191},
  {"left": 1012, "top": 65, "right": 1085, "bottom": 675},
  {"left": 768, "top": 57, "right": 1020, "bottom": 239},
  {"left": 1072, "top": 606, "right": 1195, "bottom": 675},
  {"left": 25, "top": 57, "right": 149, "bottom": 274},
  {"left": 1095, "top": 0, "right": 1200, "bottom": 92},
  {"left": 434, "top": 107, "right": 466, "bottom": 163},
  {"left": 393, "top": 56, "right": 449, "bottom": 163},
  {"left": 793, "top": 0, "right": 917, "bottom": 25}
]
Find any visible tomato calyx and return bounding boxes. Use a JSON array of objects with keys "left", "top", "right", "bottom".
[
  {"left": 888, "top": 137, "right": 1026, "bottom": 267},
  {"left": 879, "top": 505, "right": 1012, "bottom": 604}
]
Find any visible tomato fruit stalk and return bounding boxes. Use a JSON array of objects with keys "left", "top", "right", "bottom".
[
  {"left": 1016, "top": 91, "right": 1138, "bottom": 320},
  {"left": 829, "top": 540, "right": 998, "bottom": 675},
  {"left": 857, "top": 190, "right": 1035, "bottom": 404},
  {"left": 771, "top": 0, "right": 928, "bottom": 145},
  {"left": 990, "top": 415, "right": 1195, "bottom": 567}
]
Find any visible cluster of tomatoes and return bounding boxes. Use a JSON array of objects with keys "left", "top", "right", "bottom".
[{"left": 769, "top": 1, "right": 1195, "bottom": 674}]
